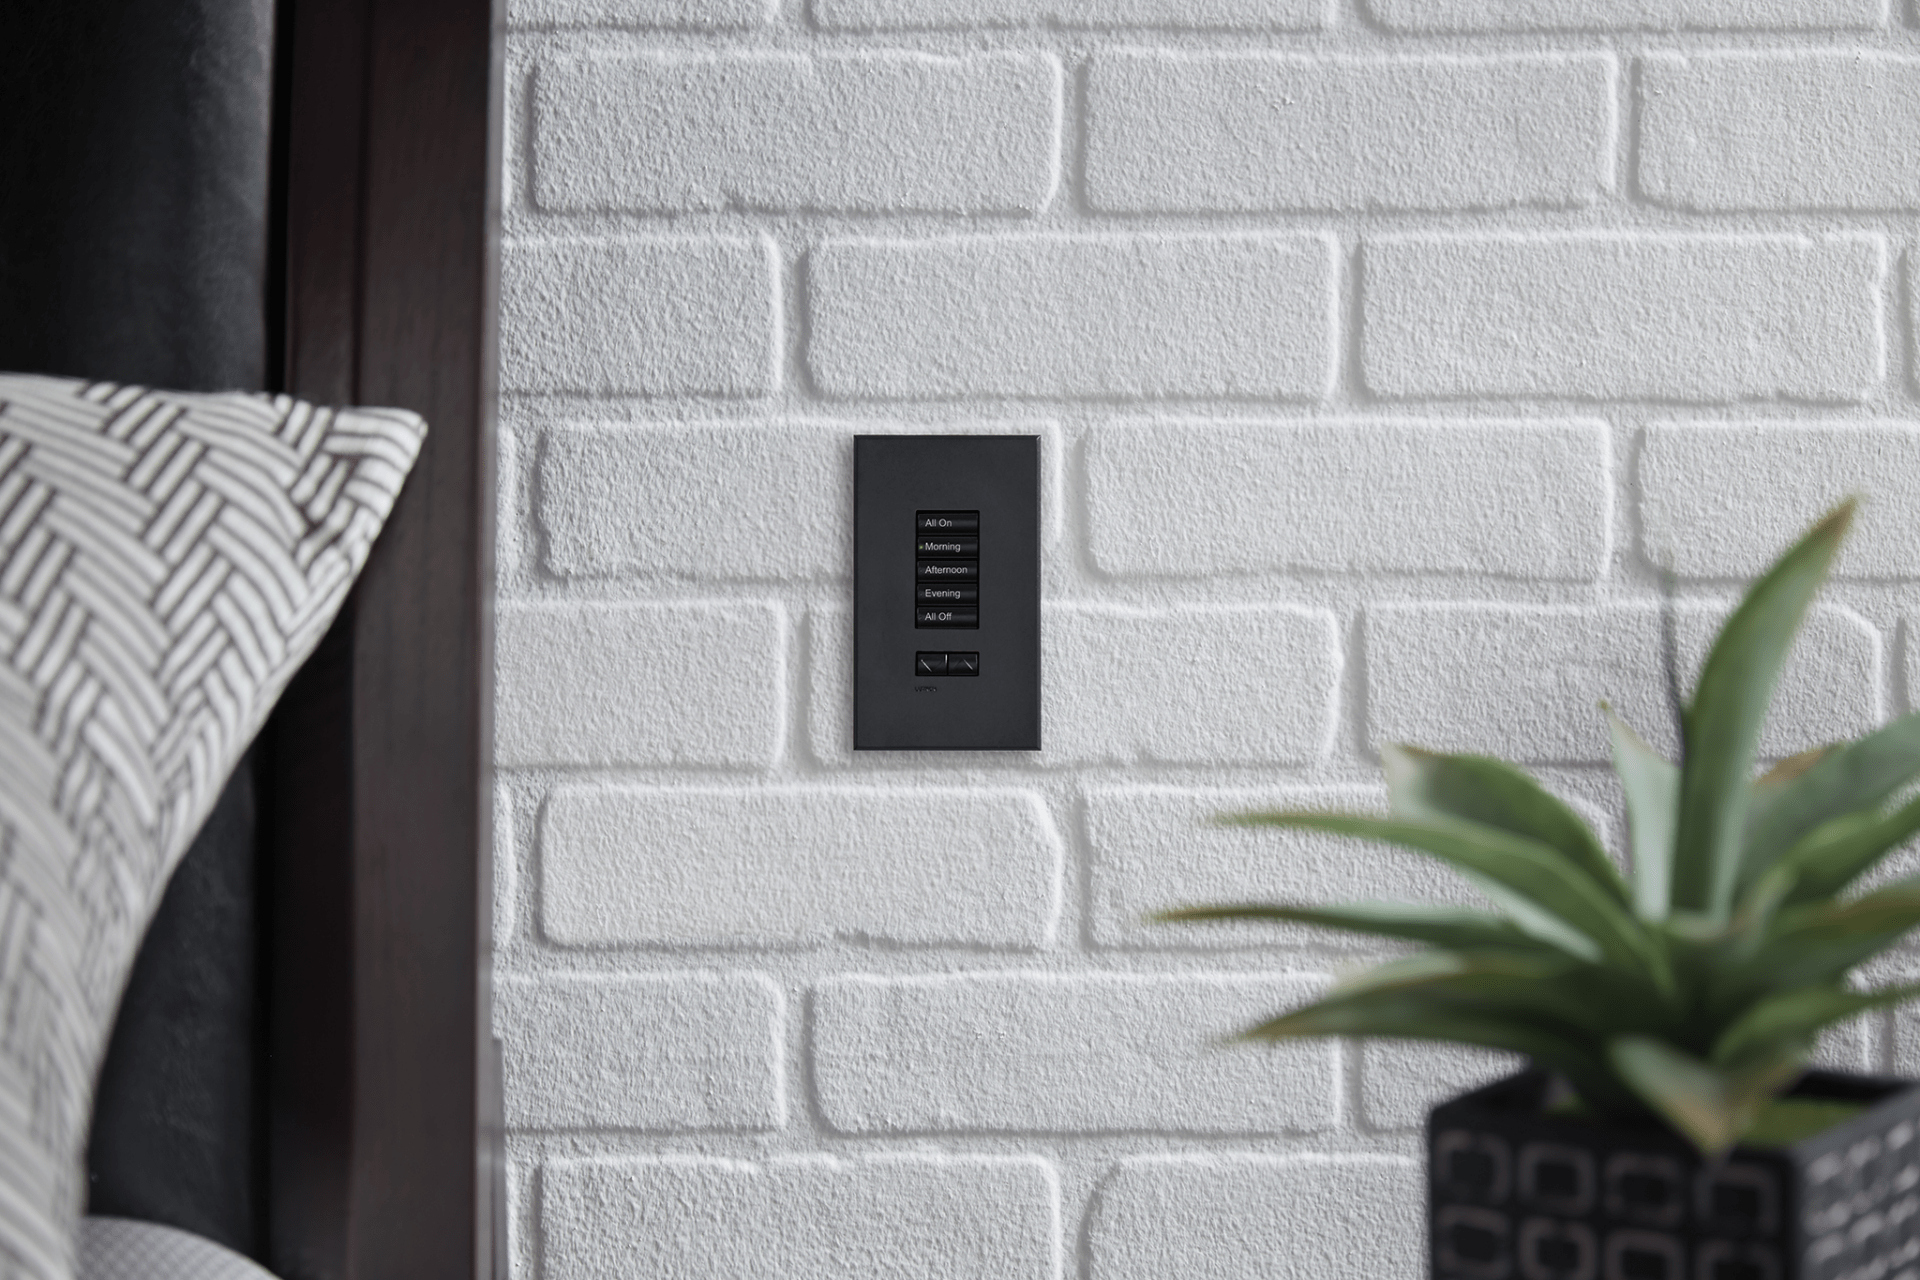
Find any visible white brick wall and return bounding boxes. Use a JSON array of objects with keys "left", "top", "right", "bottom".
[
  {"left": 497, "top": 4, "right": 1920, "bottom": 1276},
  {"left": 1087, "top": 1155, "right": 1425, "bottom": 1280}
]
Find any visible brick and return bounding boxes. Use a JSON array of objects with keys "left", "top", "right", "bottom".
[
  {"left": 1088, "top": 1156, "right": 1422, "bottom": 1280},
  {"left": 499, "top": 238, "right": 775, "bottom": 396},
  {"left": 1641, "top": 423, "right": 1920, "bottom": 580},
  {"left": 1086, "top": 418, "right": 1610, "bottom": 580},
  {"left": 539, "top": 422, "right": 846, "bottom": 581},
  {"left": 813, "top": 0, "right": 1322, "bottom": 29},
  {"left": 1366, "top": 0, "right": 1880, "bottom": 31},
  {"left": 1087, "top": 787, "right": 1492, "bottom": 951},
  {"left": 536, "top": 421, "right": 1061, "bottom": 581},
  {"left": 1047, "top": 605, "right": 1339, "bottom": 765},
  {"left": 495, "top": 602, "right": 783, "bottom": 767},
  {"left": 1367, "top": 604, "right": 1880, "bottom": 763},
  {"left": 1913, "top": 258, "right": 1920, "bottom": 392},
  {"left": 1088, "top": 53, "right": 1612, "bottom": 213},
  {"left": 1814, "top": 1014, "right": 1879, "bottom": 1072},
  {"left": 542, "top": 1155, "right": 1057, "bottom": 1280},
  {"left": 509, "top": 0, "right": 769, "bottom": 26},
  {"left": 1360, "top": 1043, "right": 1520, "bottom": 1129},
  {"left": 1910, "top": 622, "right": 1920, "bottom": 716},
  {"left": 809, "top": 235, "right": 1334, "bottom": 400},
  {"left": 539, "top": 787, "right": 1061, "bottom": 947},
  {"left": 533, "top": 53, "right": 1058, "bottom": 215},
  {"left": 1362, "top": 235, "right": 1884, "bottom": 402},
  {"left": 495, "top": 785, "right": 516, "bottom": 944},
  {"left": 496, "top": 975, "right": 782, "bottom": 1130},
  {"left": 1889, "top": 997, "right": 1920, "bottom": 1077},
  {"left": 808, "top": 606, "right": 859, "bottom": 765},
  {"left": 1641, "top": 53, "right": 1920, "bottom": 211},
  {"left": 813, "top": 972, "right": 1336, "bottom": 1133}
]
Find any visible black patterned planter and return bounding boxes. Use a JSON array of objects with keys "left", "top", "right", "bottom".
[{"left": 1429, "top": 1069, "right": 1920, "bottom": 1280}]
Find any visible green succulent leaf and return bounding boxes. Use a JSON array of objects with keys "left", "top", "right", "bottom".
[
  {"left": 1609, "top": 1036, "right": 1801, "bottom": 1157},
  {"left": 1239, "top": 983, "right": 1635, "bottom": 1114},
  {"left": 1337, "top": 949, "right": 1683, "bottom": 1045},
  {"left": 1728, "top": 876, "right": 1920, "bottom": 996},
  {"left": 1712, "top": 982, "right": 1920, "bottom": 1070},
  {"left": 1154, "top": 901, "right": 1551, "bottom": 955},
  {"left": 1327, "top": 948, "right": 1566, "bottom": 996},
  {"left": 1672, "top": 500, "right": 1855, "bottom": 920},
  {"left": 1607, "top": 708, "right": 1679, "bottom": 922},
  {"left": 1382, "top": 744, "right": 1629, "bottom": 906},
  {"left": 1769, "top": 792, "right": 1920, "bottom": 907},
  {"left": 1741, "top": 713, "right": 1920, "bottom": 894},
  {"left": 1225, "top": 811, "right": 1670, "bottom": 985}
]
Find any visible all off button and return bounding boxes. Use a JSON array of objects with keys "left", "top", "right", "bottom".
[{"left": 915, "top": 608, "right": 979, "bottom": 628}]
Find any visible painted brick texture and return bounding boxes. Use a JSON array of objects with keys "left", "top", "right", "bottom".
[
  {"left": 499, "top": 4, "right": 1920, "bottom": 1278},
  {"left": 533, "top": 53, "right": 1060, "bottom": 214},
  {"left": 495, "top": 974, "right": 784, "bottom": 1129},
  {"left": 808, "top": 235, "right": 1336, "bottom": 399},
  {"left": 1639, "top": 53, "right": 1920, "bottom": 210},
  {"left": 541, "top": 1157, "right": 1058, "bottom": 1280},
  {"left": 1362, "top": 234, "right": 1884, "bottom": 401},
  {"left": 1084, "top": 419, "right": 1610, "bottom": 580},
  {"left": 1087, "top": 1156, "right": 1425, "bottom": 1280},
  {"left": 812, "top": 973, "right": 1337, "bottom": 1133},
  {"left": 1087, "top": 53, "right": 1615, "bottom": 212},
  {"left": 540, "top": 787, "right": 1062, "bottom": 947}
]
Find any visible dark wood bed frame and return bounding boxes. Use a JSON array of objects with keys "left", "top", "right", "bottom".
[{"left": 266, "top": 3, "right": 500, "bottom": 1278}]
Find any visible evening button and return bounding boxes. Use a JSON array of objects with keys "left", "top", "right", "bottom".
[{"left": 916, "top": 584, "right": 978, "bottom": 604}]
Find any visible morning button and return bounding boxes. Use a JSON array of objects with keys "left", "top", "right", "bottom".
[{"left": 915, "top": 536, "right": 979, "bottom": 558}]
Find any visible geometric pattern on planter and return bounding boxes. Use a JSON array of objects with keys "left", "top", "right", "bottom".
[{"left": 1431, "top": 1069, "right": 1920, "bottom": 1280}]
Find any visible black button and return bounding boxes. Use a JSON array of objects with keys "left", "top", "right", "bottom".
[
  {"left": 916, "top": 560, "right": 979, "bottom": 581},
  {"left": 915, "top": 652, "right": 947, "bottom": 676},
  {"left": 916, "top": 510, "right": 979, "bottom": 533},
  {"left": 915, "top": 608, "right": 979, "bottom": 628},
  {"left": 915, "top": 536, "right": 979, "bottom": 558},
  {"left": 916, "top": 584, "right": 978, "bottom": 604},
  {"left": 946, "top": 652, "right": 979, "bottom": 676}
]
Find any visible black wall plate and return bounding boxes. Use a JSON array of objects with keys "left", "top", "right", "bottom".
[{"left": 854, "top": 435, "right": 1041, "bottom": 750}]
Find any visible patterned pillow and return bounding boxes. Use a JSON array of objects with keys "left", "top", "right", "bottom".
[
  {"left": 0, "top": 374, "right": 425, "bottom": 1280},
  {"left": 78, "top": 1218, "right": 277, "bottom": 1280}
]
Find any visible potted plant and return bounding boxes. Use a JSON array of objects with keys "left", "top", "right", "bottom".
[{"left": 1165, "top": 500, "right": 1920, "bottom": 1280}]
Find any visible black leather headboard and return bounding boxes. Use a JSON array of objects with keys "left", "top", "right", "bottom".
[{"left": 0, "top": 0, "right": 278, "bottom": 1259}]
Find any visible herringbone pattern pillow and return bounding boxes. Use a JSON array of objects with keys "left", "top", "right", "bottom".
[{"left": 0, "top": 374, "right": 424, "bottom": 1280}]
